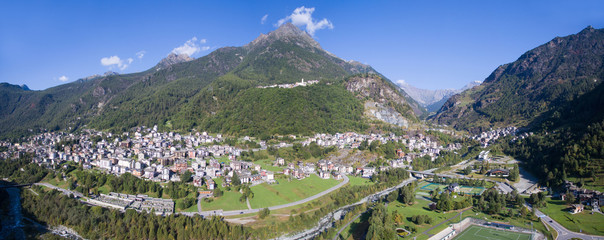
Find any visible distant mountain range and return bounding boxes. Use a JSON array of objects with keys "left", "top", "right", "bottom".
[
  {"left": 397, "top": 80, "right": 481, "bottom": 112},
  {"left": 0, "top": 23, "right": 422, "bottom": 139}
]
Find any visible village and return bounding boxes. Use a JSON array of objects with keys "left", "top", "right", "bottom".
[
  {"left": 255, "top": 78, "right": 320, "bottom": 89},
  {"left": 0, "top": 126, "right": 467, "bottom": 197}
]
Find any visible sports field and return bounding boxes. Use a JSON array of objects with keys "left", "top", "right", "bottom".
[
  {"left": 453, "top": 225, "right": 532, "bottom": 240},
  {"left": 420, "top": 183, "right": 485, "bottom": 195}
]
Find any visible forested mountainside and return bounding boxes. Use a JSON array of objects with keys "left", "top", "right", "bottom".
[{"left": 431, "top": 26, "right": 604, "bottom": 133}]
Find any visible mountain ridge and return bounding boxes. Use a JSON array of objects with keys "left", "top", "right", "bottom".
[{"left": 397, "top": 80, "right": 481, "bottom": 112}]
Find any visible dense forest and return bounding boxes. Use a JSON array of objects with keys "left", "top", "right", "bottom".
[
  {"left": 0, "top": 155, "right": 48, "bottom": 184},
  {"left": 203, "top": 83, "right": 367, "bottom": 136},
  {"left": 504, "top": 120, "right": 604, "bottom": 187}
]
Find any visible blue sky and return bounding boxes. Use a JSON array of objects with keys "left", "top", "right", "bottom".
[{"left": 1, "top": 1, "right": 603, "bottom": 90}]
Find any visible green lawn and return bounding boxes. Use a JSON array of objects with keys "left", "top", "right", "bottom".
[
  {"left": 199, "top": 190, "right": 247, "bottom": 211},
  {"left": 453, "top": 225, "right": 531, "bottom": 240},
  {"left": 249, "top": 174, "right": 341, "bottom": 208},
  {"left": 43, "top": 177, "right": 70, "bottom": 190},
  {"left": 387, "top": 198, "right": 458, "bottom": 240},
  {"left": 456, "top": 210, "right": 552, "bottom": 240},
  {"left": 214, "top": 156, "right": 231, "bottom": 165},
  {"left": 254, "top": 159, "right": 284, "bottom": 172},
  {"left": 539, "top": 198, "right": 604, "bottom": 236},
  {"left": 347, "top": 176, "right": 373, "bottom": 186}
]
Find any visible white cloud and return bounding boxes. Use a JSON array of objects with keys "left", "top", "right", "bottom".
[
  {"left": 276, "top": 6, "right": 333, "bottom": 36},
  {"left": 396, "top": 80, "right": 407, "bottom": 86},
  {"left": 100, "top": 55, "right": 130, "bottom": 70},
  {"left": 58, "top": 75, "right": 69, "bottom": 82},
  {"left": 261, "top": 14, "right": 268, "bottom": 24},
  {"left": 171, "top": 37, "right": 201, "bottom": 56},
  {"left": 100, "top": 56, "right": 121, "bottom": 66},
  {"left": 170, "top": 37, "right": 211, "bottom": 56},
  {"left": 136, "top": 51, "right": 146, "bottom": 59}
]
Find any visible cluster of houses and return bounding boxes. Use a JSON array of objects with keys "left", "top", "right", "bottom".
[
  {"left": 277, "top": 159, "right": 353, "bottom": 180},
  {"left": 511, "top": 131, "right": 534, "bottom": 143},
  {"left": 88, "top": 192, "right": 174, "bottom": 215},
  {"left": 561, "top": 180, "right": 604, "bottom": 214},
  {"left": 256, "top": 79, "right": 320, "bottom": 89},
  {"left": 303, "top": 132, "right": 461, "bottom": 162},
  {"left": 217, "top": 160, "right": 276, "bottom": 188},
  {"left": 471, "top": 127, "right": 518, "bottom": 147}
]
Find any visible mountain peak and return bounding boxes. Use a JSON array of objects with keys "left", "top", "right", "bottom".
[
  {"left": 103, "top": 71, "right": 119, "bottom": 76},
  {"left": 579, "top": 25, "right": 596, "bottom": 34},
  {"left": 157, "top": 53, "right": 193, "bottom": 68},
  {"left": 246, "top": 22, "right": 322, "bottom": 50},
  {"left": 271, "top": 22, "right": 308, "bottom": 38}
]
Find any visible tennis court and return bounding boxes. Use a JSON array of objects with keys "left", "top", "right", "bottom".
[{"left": 453, "top": 225, "right": 532, "bottom": 240}]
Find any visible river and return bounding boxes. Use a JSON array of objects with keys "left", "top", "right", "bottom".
[{"left": 0, "top": 187, "right": 25, "bottom": 240}]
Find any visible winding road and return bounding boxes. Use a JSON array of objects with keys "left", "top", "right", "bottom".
[
  {"left": 531, "top": 207, "right": 604, "bottom": 240},
  {"left": 181, "top": 174, "right": 350, "bottom": 217}
]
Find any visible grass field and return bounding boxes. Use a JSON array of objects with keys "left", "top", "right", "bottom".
[
  {"left": 347, "top": 176, "right": 373, "bottom": 186},
  {"left": 538, "top": 198, "right": 604, "bottom": 236},
  {"left": 253, "top": 159, "right": 284, "bottom": 172},
  {"left": 386, "top": 198, "right": 459, "bottom": 240},
  {"left": 453, "top": 225, "right": 531, "bottom": 240},
  {"left": 200, "top": 190, "right": 247, "bottom": 211},
  {"left": 249, "top": 174, "right": 340, "bottom": 208}
]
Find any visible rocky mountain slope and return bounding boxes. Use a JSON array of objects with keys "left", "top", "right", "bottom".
[
  {"left": 430, "top": 26, "right": 604, "bottom": 132},
  {"left": 156, "top": 53, "right": 194, "bottom": 69},
  {"left": 346, "top": 75, "right": 422, "bottom": 127},
  {"left": 0, "top": 23, "right": 420, "bottom": 139}
]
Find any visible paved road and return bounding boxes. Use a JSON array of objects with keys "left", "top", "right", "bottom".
[
  {"left": 181, "top": 174, "right": 350, "bottom": 217},
  {"left": 523, "top": 203, "right": 604, "bottom": 240},
  {"left": 533, "top": 208, "right": 604, "bottom": 240},
  {"left": 35, "top": 183, "right": 84, "bottom": 198}
]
